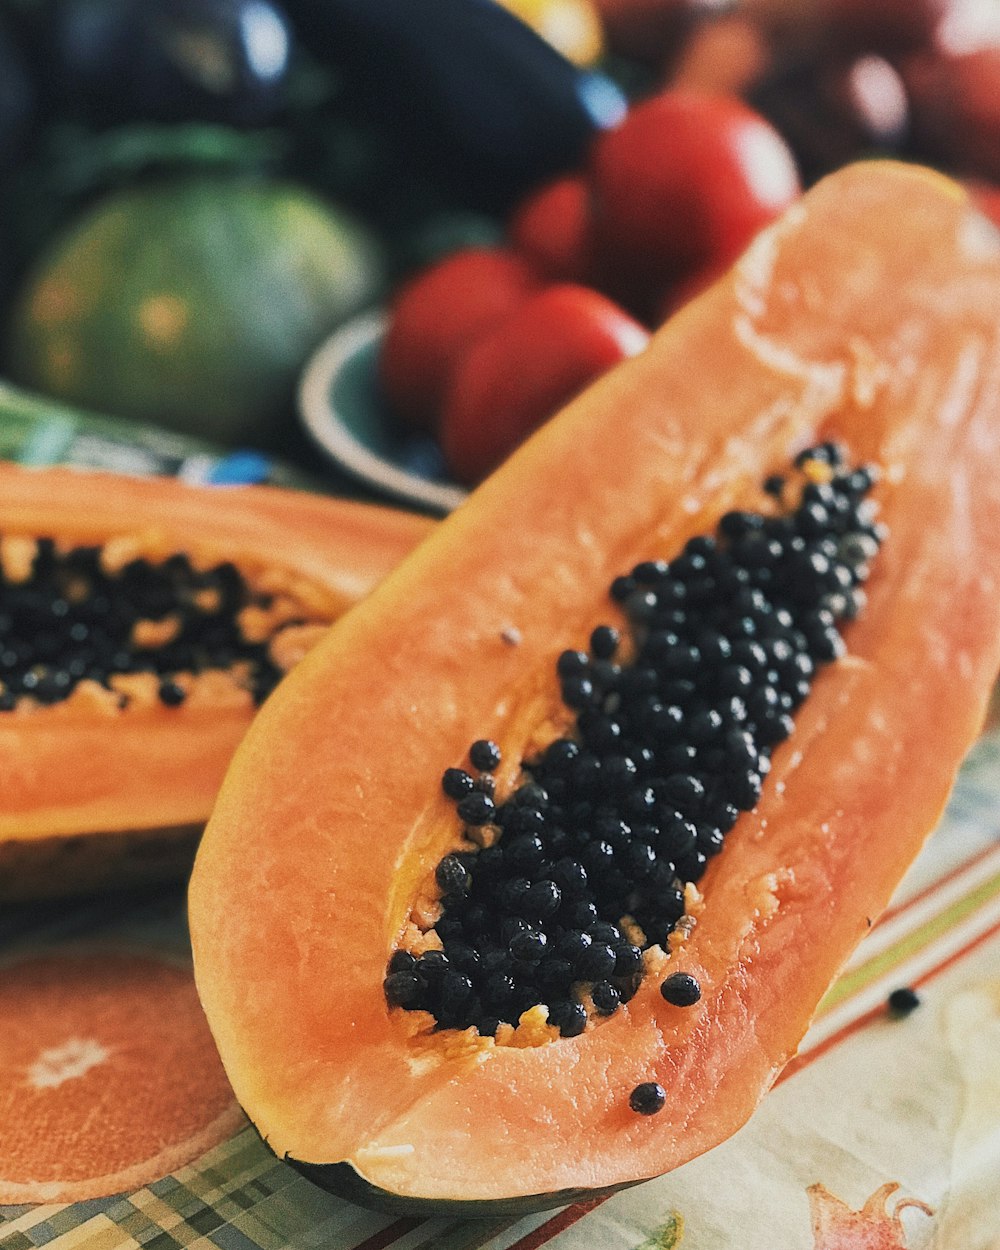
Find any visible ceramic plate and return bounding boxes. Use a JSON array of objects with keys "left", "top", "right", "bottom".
[{"left": 298, "top": 312, "right": 468, "bottom": 515}]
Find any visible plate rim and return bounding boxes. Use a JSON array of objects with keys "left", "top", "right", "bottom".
[{"left": 298, "top": 311, "right": 468, "bottom": 515}]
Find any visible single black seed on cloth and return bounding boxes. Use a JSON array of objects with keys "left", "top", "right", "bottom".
[
  {"left": 660, "top": 972, "right": 702, "bottom": 1007},
  {"left": 887, "top": 986, "right": 921, "bottom": 1017},
  {"left": 629, "top": 1082, "right": 667, "bottom": 1115}
]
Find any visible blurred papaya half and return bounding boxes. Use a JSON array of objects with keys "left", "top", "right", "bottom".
[{"left": 0, "top": 464, "right": 431, "bottom": 898}]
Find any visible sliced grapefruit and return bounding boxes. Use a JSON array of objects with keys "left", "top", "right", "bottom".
[{"left": 0, "top": 946, "right": 243, "bottom": 1205}]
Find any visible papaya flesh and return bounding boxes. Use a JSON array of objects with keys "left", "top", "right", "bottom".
[
  {"left": 189, "top": 162, "right": 1000, "bottom": 1213},
  {"left": 0, "top": 464, "right": 432, "bottom": 899}
]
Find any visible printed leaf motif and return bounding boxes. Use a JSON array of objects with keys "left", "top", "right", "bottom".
[
  {"left": 808, "top": 1181, "right": 933, "bottom": 1249},
  {"left": 635, "top": 1212, "right": 684, "bottom": 1249}
]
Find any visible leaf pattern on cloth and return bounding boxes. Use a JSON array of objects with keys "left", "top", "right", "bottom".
[
  {"left": 635, "top": 1212, "right": 684, "bottom": 1250},
  {"left": 807, "top": 1182, "right": 933, "bottom": 1249}
]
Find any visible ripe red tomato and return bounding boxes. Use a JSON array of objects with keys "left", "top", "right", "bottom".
[
  {"left": 379, "top": 247, "right": 542, "bottom": 432},
  {"left": 440, "top": 283, "right": 650, "bottom": 486},
  {"left": 588, "top": 89, "right": 801, "bottom": 315},
  {"left": 968, "top": 182, "right": 1000, "bottom": 230},
  {"left": 507, "top": 175, "right": 594, "bottom": 282}
]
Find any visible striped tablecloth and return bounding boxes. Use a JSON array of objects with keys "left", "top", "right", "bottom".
[{"left": 3, "top": 715, "right": 1000, "bottom": 1250}]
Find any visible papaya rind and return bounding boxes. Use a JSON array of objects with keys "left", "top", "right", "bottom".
[
  {"left": 286, "top": 1156, "right": 643, "bottom": 1217},
  {"left": 0, "top": 823, "right": 201, "bottom": 901}
]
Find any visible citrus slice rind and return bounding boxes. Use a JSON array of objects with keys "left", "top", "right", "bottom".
[{"left": 0, "top": 946, "right": 243, "bottom": 1205}]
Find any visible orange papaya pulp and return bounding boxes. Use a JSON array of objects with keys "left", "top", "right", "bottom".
[
  {"left": 0, "top": 464, "right": 432, "bottom": 897},
  {"left": 189, "top": 162, "right": 1000, "bottom": 1212}
]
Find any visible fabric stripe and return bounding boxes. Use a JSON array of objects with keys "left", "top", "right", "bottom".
[
  {"left": 500, "top": 1196, "right": 609, "bottom": 1250},
  {"left": 779, "top": 915, "right": 1000, "bottom": 1086},
  {"left": 350, "top": 1220, "right": 423, "bottom": 1250},
  {"left": 820, "top": 866, "right": 1000, "bottom": 1013}
]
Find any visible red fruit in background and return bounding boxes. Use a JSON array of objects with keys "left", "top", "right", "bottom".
[
  {"left": 968, "top": 182, "right": 1000, "bottom": 230},
  {"left": 379, "top": 247, "right": 542, "bottom": 432},
  {"left": 440, "top": 284, "right": 649, "bottom": 485},
  {"left": 507, "top": 175, "right": 595, "bottom": 282},
  {"left": 588, "top": 89, "right": 800, "bottom": 317}
]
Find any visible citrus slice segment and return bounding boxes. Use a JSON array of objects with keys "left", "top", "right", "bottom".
[{"left": 0, "top": 946, "right": 243, "bottom": 1205}]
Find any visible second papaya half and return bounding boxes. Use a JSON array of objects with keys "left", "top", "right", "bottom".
[
  {"left": 0, "top": 466, "right": 432, "bottom": 898},
  {"left": 190, "top": 163, "right": 1000, "bottom": 1213}
]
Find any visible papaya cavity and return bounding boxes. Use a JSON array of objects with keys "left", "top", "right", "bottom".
[
  {"left": 0, "top": 463, "right": 432, "bottom": 899},
  {"left": 387, "top": 446, "right": 884, "bottom": 1047},
  {"left": 0, "top": 529, "right": 345, "bottom": 716}
]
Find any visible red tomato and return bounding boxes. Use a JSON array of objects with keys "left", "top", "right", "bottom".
[
  {"left": 588, "top": 89, "right": 801, "bottom": 316},
  {"left": 440, "top": 283, "right": 650, "bottom": 486},
  {"left": 379, "top": 247, "right": 542, "bottom": 432},
  {"left": 968, "top": 182, "right": 1000, "bottom": 230},
  {"left": 507, "top": 175, "right": 595, "bottom": 282}
]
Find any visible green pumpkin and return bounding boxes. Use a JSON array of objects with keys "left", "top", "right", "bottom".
[{"left": 6, "top": 177, "right": 384, "bottom": 450}]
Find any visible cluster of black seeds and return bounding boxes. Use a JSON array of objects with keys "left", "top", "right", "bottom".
[
  {"left": 0, "top": 540, "right": 285, "bottom": 709},
  {"left": 384, "top": 445, "right": 885, "bottom": 1040}
]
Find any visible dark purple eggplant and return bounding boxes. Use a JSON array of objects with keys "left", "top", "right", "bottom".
[
  {"left": 284, "top": 0, "right": 627, "bottom": 211},
  {"left": 50, "top": 0, "right": 293, "bottom": 126},
  {"left": 0, "top": 12, "right": 34, "bottom": 168}
]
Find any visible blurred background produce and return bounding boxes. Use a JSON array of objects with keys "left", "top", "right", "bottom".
[{"left": 0, "top": 0, "right": 996, "bottom": 501}]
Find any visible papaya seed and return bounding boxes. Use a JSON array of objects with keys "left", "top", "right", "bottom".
[{"left": 629, "top": 1082, "right": 667, "bottom": 1116}]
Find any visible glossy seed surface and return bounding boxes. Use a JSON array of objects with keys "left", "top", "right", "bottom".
[
  {"left": 629, "top": 1081, "right": 667, "bottom": 1115},
  {"left": 659, "top": 972, "right": 702, "bottom": 1007},
  {"left": 0, "top": 542, "right": 290, "bottom": 708}
]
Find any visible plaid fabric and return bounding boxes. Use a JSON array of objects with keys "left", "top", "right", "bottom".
[{"left": 4, "top": 730, "right": 1000, "bottom": 1250}]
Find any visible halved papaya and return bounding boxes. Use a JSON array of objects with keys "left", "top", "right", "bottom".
[
  {"left": 188, "top": 163, "right": 1000, "bottom": 1214},
  {"left": 0, "top": 464, "right": 432, "bottom": 898}
]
